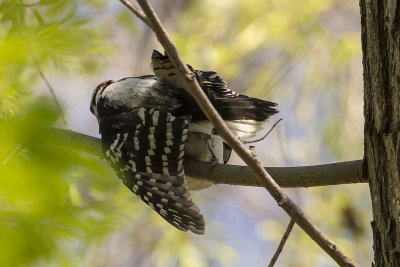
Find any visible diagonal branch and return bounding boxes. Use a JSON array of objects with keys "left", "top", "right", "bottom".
[
  {"left": 119, "top": 0, "right": 151, "bottom": 28},
  {"left": 121, "top": 1, "right": 359, "bottom": 265}
]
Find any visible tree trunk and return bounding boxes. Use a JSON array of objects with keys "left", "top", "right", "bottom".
[{"left": 360, "top": 0, "right": 400, "bottom": 266}]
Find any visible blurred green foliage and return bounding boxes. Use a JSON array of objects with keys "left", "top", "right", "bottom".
[
  {"left": 0, "top": 100, "right": 118, "bottom": 266},
  {"left": 0, "top": 2, "right": 239, "bottom": 266},
  {"left": 0, "top": 0, "right": 106, "bottom": 113},
  {"left": 0, "top": 0, "right": 369, "bottom": 266},
  {"left": 0, "top": 1, "right": 117, "bottom": 266}
]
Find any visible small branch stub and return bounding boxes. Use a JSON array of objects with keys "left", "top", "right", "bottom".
[
  {"left": 185, "top": 72, "right": 195, "bottom": 81},
  {"left": 249, "top": 145, "right": 257, "bottom": 158}
]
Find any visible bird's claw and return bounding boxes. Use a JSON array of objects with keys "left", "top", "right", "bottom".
[
  {"left": 207, "top": 139, "right": 218, "bottom": 173},
  {"left": 207, "top": 156, "right": 218, "bottom": 173}
]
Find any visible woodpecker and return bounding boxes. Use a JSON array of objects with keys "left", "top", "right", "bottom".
[{"left": 90, "top": 50, "right": 278, "bottom": 234}]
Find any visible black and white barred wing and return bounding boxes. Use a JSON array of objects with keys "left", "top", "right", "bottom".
[
  {"left": 99, "top": 108, "right": 205, "bottom": 234},
  {"left": 195, "top": 70, "right": 238, "bottom": 98}
]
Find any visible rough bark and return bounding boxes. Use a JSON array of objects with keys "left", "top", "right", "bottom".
[{"left": 360, "top": 0, "right": 400, "bottom": 266}]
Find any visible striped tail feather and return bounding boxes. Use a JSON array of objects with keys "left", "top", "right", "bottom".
[{"left": 151, "top": 49, "right": 278, "bottom": 139}]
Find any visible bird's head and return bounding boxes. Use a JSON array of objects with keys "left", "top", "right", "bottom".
[{"left": 90, "top": 80, "right": 114, "bottom": 118}]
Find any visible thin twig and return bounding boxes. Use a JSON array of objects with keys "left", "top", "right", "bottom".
[
  {"left": 32, "top": 57, "right": 69, "bottom": 127},
  {"left": 268, "top": 219, "right": 295, "bottom": 267},
  {"left": 244, "top": 118, "right": 283, "bottom": 144},
  {"left": 123, "top": 2, "right": 359, "bottom": 265},
  {"left": 0, "top": 56, "right": 61, "bottom": 167},
  {"left": 119, "top": 0, "right": 151, "bottom": 29},
  {"left": 1, "top": 144, "right": 24, "bottom": 166},
  {"left": 32, "top": 58, "right": 86, "bottom": 183}
]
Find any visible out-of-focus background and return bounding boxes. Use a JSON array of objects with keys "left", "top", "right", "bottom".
[{"left": 0, "top": 0, "right": 369, "bottom": 266}]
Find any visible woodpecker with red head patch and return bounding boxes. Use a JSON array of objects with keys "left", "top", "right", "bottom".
[{"left": 90, "top": 50, "right": 278, "bottom": 234}]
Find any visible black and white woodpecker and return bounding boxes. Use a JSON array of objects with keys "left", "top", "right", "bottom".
[{"left": 90, "top": 50, "right": 278, "bottom": 234}]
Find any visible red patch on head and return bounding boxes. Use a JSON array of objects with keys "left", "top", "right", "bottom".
[{"left": 96, "top": 80, "right": 113, "bottom": 90}]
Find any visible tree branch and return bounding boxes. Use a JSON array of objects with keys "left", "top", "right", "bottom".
[
  {"left": 33, "top": 56, "right": 69, "bottom": 127},
  {"left": 119, "top": 1, "right": 360, "bottom": 265},
  {"left": 54, "top": 129, "right": 364, "bottom": 188},
  {"left": 119, "top": 0, "right": 151, "bottom": 28},
  {"left": 268, "top": 219, "right": 295, "bottom": 267}
]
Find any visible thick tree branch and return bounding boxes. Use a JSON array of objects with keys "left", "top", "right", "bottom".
[
  {"left": 119, "top": 1, "right": 359, "bottom": 265},
  {"left": 54, "top": 129, "right": 365, "bottom": 188}
]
